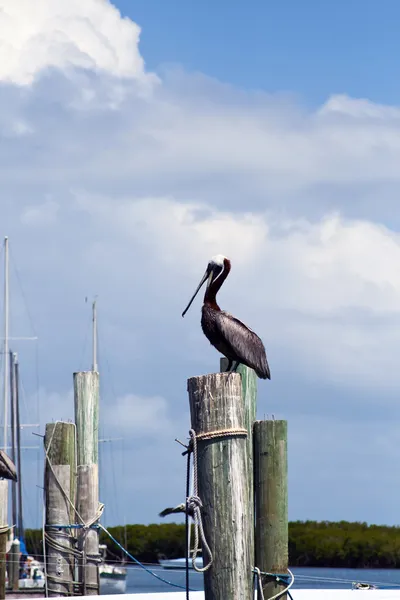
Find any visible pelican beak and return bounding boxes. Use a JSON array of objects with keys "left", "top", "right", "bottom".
[{"left": 182, "top": 269, "right": 213, "bottom": 317}]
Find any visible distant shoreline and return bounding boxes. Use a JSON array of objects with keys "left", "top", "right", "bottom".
[{"left": 24, "top": 520, "right": 400, "bottom": 569}]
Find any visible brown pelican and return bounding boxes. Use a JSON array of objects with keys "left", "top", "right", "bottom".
[
  {"left": 0, "top": 449, "right": 17, "bottom": 481},
  {"left": 159, "top": 503, "right": 194, "bottom": 518},
  {"left": 182, "top": 255, "right": 270, "bottom": 379}
]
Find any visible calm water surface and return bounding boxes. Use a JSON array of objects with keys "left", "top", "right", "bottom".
[{"left": 125, "top": 565, "right": 400, "bottom": 593}]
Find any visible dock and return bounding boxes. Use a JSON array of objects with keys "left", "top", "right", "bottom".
[{"left": 16, "top": 591, "right": 400, "bottom": 600}]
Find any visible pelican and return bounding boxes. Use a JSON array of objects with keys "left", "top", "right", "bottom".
[
  {"left": 0, "top": 450, "right": 17, "bottom": 481},
  {"left": 182, "top": 255, "right": 270, "bottom": 379},
  {"left": 159, "top": 503, "right": 194, "bottom": 518}
]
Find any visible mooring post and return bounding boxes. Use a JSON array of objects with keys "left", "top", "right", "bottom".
[
  {"left": 74, "top": 371, "right": 100, "bottom": 596},
  {"left": 8, "top": 537, "right": 20, "bottom": 591},
  {"left": 44, "top": 421, "right": 76, "bottom": 597},
  {"left": 0, "top": 480, "right": 8, "bottom": 599},
  {"left": 220, "top": 359, "right": 257, "bottom": 561},
  {"left": 254, "top": 420, "right": 288, "bottom": 599},
  {"left": 188, "top": 372, "right": 253, "bottom": 600}
]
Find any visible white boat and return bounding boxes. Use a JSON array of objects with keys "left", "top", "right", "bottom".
[
  {"left": 159, "top": 556, "right": 204, "bottom": 570},
  {"left": 8, "top": 555, "right": 45, "bottom": 590},
  {"left": 7, "top": 546, "right": 128, "bottom": 596},
  {"left": 99, "top": 544, "right": 127, "bottom": 594},
  {"left": 159, "top": 549, "right": 203, "bottom": 570}
]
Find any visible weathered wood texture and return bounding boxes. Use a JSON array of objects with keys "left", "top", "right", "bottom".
[
  {"left": 0, "top": 528, "right": 6, "bottom": 600},
  {"left": 188, "top": 372, "right": 253, "bottom": 600},
  {"left": 0, "top": 481, "right": 8, "bottom": 529},
  {"left": 8, "top": 539, "right": 20, "bottom": 591},
  {"left": 220, "top": 359, "right": 257, "bottom": 564},
  {"left": 74, "top": 372, "right": 100, "bottom": 596},
  {"left": 44, "top": 422, "right": 76, "bottom": 598},
  {"left": 254, "top": 420, "right": 288, "bottom": 600},
  {"left": 74, "top": 373, "right": 99, "bottom": 466},
  {"left": 0, "top": 479, "right": 7, "bottom": 600}
]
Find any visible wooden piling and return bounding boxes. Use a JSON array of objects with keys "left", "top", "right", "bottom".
[
  {"left": 8, "top": 538, "right": 20, "bottom": 591},
  {"left": 44, "top": 421, "right": 76, "bottom": 597},
  {"left": 254, "top": 420, "right": 288, "bottom": 599},
  {"left": 74, "top": 371, "right": 100, "bottom": 596},
  {"left": 188, "top": 372, "right": 253, "bottom": 600},
  {"left": 220, "top": 359, "right": 257, "bottom": 563},
  {"left": 0, "top": 480, "right": 8, "bottom": 599}
]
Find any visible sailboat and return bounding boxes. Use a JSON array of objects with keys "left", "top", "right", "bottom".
[
  {"left": 1, "top": 236, "right": 45, "bottom": 594},
  {"left": 1, "top": 238, "right": 126, "bottom": 595},
  {"left": 7, "top": 350, "right": 46, "bottom": 593}
]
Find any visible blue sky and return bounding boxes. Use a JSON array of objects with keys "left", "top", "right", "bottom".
[
  {"left": 117, "top": 0, "right": 400, "bottom": 106},
  {"left": 3, "top": 0, "right": 400, "bottom": 532}
]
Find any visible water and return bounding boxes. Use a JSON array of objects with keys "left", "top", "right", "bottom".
[{"left": 125, "top": 565, "right": 400, "bottom": 593}]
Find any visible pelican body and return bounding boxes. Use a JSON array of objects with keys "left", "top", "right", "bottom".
[{"left": 182, "top": 255, "right": 270, "bottom": 380}]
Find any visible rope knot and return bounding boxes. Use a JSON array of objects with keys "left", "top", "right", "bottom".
[{"left": 187, "top": 495, "right": 202, "bottom": 513}]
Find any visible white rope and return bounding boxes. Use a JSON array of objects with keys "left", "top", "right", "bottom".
[
  {"left": 187, "top": 429, "right": 213, "bottom": 573},
  {"left": 254, "top": 567, "right": 295, "bottom": 600}
]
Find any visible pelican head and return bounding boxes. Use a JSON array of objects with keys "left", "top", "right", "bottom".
[{"left": 182, "top": 255, "right": 228, "bottom": 317}]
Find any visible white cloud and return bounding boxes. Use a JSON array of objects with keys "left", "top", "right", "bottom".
[
  {"left": 35, "top": 386, "right": 175, "bottom": 438},
  {"left": 67, "top": 193, "right": 400, "bottom": 390},
  {"left": 3, "top": 0, "right": 400, "bottom": 525},
  {"left": 319, "top": 94, "right": 400, "bottom": 120},
  {"left": 104, "top": 393, "right": 175, "bottom": 436},
  {"left": 21, "top": 198, "right": 59, "bottom": 226},
  {"left": 0, "top": 0, "right": 157, "bottom": 89}
]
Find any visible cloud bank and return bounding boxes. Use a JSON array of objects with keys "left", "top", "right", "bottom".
[{"left": 2, "top": 0, "right": 400, "bottom": 526}]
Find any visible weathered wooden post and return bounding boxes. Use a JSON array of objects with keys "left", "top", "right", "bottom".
[
  {"left": 8, "top": 538, "right": 20, "bottom": 591},
  {"left": 44, "top": 421, "right": 76, "bottom": 597},
  {"left": 0, "top": 237, "right": 9, "bottom": 598},
  {"left": 254, "top": 420, "right": 288, "bottom": 599},
  {"left": 74, "top": 371, "right": 100, "bottom": 596},
  {"left": 188, "top": 371, "right": 253, "bottom": 600},
  {"left": 220, "top": 359, "right": 257, "bottom": 560},
  {"left": 0, "top": 481, "right": 8, "bottom": 598}
]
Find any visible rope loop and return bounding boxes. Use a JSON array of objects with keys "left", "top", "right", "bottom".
[
  {"left": 253, "top": 566, "right": 295, "bottom": 600},
  {"left": 187, "top": 429, "right": 213, "bottom": 574},
  {"left": 183, "top": 425, "right": 249, "bottom": 597}
]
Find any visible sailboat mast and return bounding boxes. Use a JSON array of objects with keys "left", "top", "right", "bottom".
[
  {"left": 3, "top": 237, "right": 9, "bottom": 452},
  {"left": 14, "top": 356, "right": 23, "bottom": 542},
  {"left": 10, "top": 351, "right": 17, "bottom": 532},
  {"left": 92, "top": 299, "right": 97, "bottom": 372}
]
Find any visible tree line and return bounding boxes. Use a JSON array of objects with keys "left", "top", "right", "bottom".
[{"left": 24, "top": 520, "right": 400, "bottom": 568}]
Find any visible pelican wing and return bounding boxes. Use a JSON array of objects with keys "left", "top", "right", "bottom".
[{"left": 216, "top": 311, "right": 271, "bottom": 379}]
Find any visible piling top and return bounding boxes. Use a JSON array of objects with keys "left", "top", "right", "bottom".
[
  {"left": 188, "top": 372, "right": 244, "bottom": 433},
  {"left": 45, "top": 422, "right": 76, "bottom": 466},
  {"left": 187, "top": 370, "right": 241, "bottom": 388}
]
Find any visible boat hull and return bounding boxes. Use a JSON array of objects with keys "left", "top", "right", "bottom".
[
  {"left": 159, "top": 557, "right": 204, "bottom": 570},
  {"left": 100, "top": 573, "right": 127, "bottom": 594}
]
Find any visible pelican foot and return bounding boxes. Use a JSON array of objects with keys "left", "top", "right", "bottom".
[{"left": 225, "top": 359, "right": 233, "bottom": 372}]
